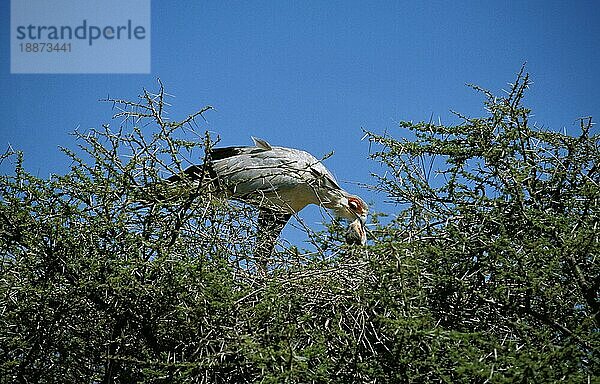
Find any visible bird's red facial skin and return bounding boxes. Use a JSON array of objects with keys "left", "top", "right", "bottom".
[{"left": 347, "top": 196, "right": 365, "bottom": 215}]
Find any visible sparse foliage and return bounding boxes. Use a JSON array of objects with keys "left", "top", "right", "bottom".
[
  {"left": 1, "top": 70, "right": 597, "bottom": 383},
  {"left": 366, "top": 67, "right": 599, "bottom": 381}
]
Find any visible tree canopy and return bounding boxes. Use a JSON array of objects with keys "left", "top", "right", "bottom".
[{"left": 1, "top": 70, "right": 598, "bottom": 383}]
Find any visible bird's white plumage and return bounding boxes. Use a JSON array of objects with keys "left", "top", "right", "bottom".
[{"left": 211, "top": 139, "right": 349, "bottom": 215}]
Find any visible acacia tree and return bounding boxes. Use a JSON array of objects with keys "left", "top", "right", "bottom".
[
  {"left": 366, "top": 67, "right": 599, "bottom": 381},
  {"left": 0, "top": 70, "right": 597, "bottom": 383}
]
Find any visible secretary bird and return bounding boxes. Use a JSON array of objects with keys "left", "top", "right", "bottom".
[{"left": 168, "top": 137, "right": 368, "bottom": 271}]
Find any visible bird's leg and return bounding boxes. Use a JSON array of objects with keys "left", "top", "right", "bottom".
[{"left": 255, "top": 209, "right": 291, "bottom": 275}]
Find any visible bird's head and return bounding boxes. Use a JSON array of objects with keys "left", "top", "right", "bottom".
[
  {"left": 338, "top": 194, "right": 368, "bottom": 246},
  {"left": 322, "top": 190, "right": 368, "bottom": 245},
  {"left": 335, "top": 193, "right": 368, "bottom": 224}
]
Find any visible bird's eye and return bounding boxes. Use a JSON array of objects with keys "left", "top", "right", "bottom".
[{"left": 348, "top": 200, "right": 358, "bottom": 210}]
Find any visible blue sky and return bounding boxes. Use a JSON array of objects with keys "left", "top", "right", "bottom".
[{"left": 2, "top": 1, "right": 600, "bottom": 246}]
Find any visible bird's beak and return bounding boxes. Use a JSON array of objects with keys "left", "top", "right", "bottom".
[{"left": 349, "top": 206, "right": 367, "bottom": 225}]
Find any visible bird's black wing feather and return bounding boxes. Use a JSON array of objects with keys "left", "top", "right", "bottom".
[
  {"left": 211, "top": 144, "right": 270, "bottom": 161},
  {"left": 166, "top": 165, "right": 204, "bottom": 182},
  {"left": 210, "top": 146, "right": 245, "bottom": 161}
]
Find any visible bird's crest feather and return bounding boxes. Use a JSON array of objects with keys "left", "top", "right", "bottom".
[{"left": 251, "top": 137, "right": 272, "bottom": 151}]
